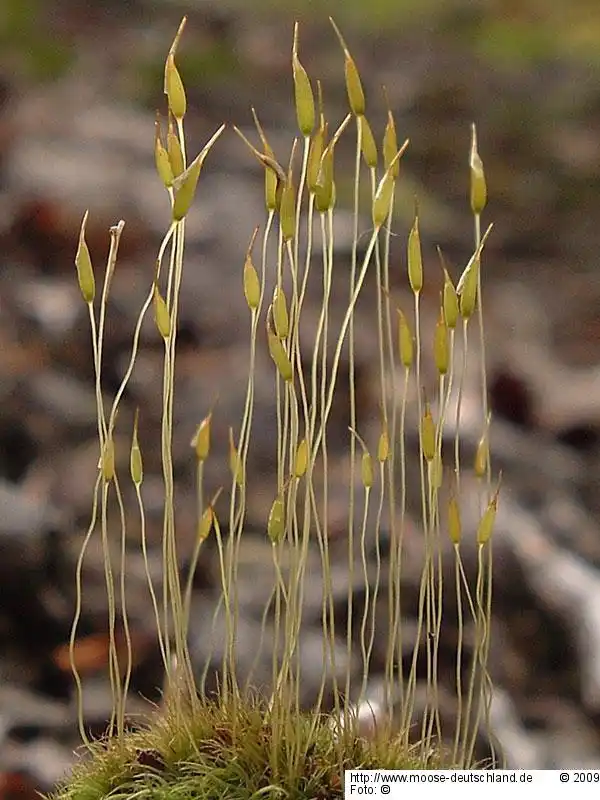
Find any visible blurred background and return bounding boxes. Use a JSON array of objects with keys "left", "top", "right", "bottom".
[{"left": 2, "top": 0, "right": 600, "bottom": 791}]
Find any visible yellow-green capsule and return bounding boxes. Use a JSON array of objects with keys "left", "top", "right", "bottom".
[
  {"left": 228, "top": 429, "right": 244, "bottom": 487},
  {"left": 345, "top": 54, "right": 365, "bottom": 116},
  {"left": 397, "top": 309, "right": 414, "bottom": 369},
  {"left": 197, "top": 505, "right": 214, "bottom": 542},
  {"left": 360, "top": 116, "right": 378, "bottom": 169},
  {"left": 100, "top": 437, "right": 115, "bottom": 482},
  {"left": 383, "top": 107, "right": 399, "bottom": 179},
  {"left": 407, "top": 216, "right": 423, "bottom": 295},
  {"left": 469, "top": 123, "right": 487, "bottom": 215},
  {"left": 420, "top": 404, "right": 436, "bottom": 463},
  {"left": 172, "top": 153, "right": 202, "bottom": 221},
  {"left": 154, "top": 119, "right": 174, "bottom": 188},
  {"left": 377, "top": 427, "right": 389, "bottom": 463},
  {"left": 242, "top": 228, "right": 260, "bottom": 311},
  {"left": 457, "top": 224, "right": 493, "bottom": 320},
  {"left": 268, "top": 330, "right": 293, "bottom": 383},
  {"left": 243, "top": 254, "right": 260, "bottom": 311},
  {"left": 292, "top": 24, "right": 315, "bottom": 136},
  {"left": 268, "top": 176, "right": 285, "bottom": 218},
  {"left": 474, "top": 418, "right": 491, "bottom": 478},
  {"left": 361, "top": 451, "right": 374, "bottom": 489},
  {"left": 330, "top": 18, "right": 365, "bottom": 116},
  {"left": 294, "top": 438, "right": 308, "bottom": 478},
  {"left": 250, "top": 110, "right": 279, "bottom": 211},
  {"left": 448, "top": 494, "right": 461, "bottom": 546},
  {"left": 130, "top": 409, "right": 143, "bottom": 486},
  {"left": 130, "top": 443, "right": 143, "bottom": 486},
  {"left": 307, "top": 123, "right": 326, "bottom": 194},
  {"left": 458, "top": 256, "right": 479, "bottom": 321},
  {"left": 165, "top": 53, "right": 186, "bottom": 120},
  {"left": 191, "top": 413, "right": 212, "bottom": 463},
  {"left": 75, "top": 211, "right": 95, "bottom": 304},
  {"left": 434, "top": 308, "right": 449, "bottom": 376},
  {"left": 167, "top": 122, "right": 185, "bottom": 178},
  {"left": 267, "top": 495, "right": 286, "bottom": 545},
  {"left": 442, "top": 267, "right": 459, "bottom": 330},
  {"left": 273, "top": 286, "right": 289, "bottom": 339},
  {"left": 372, "top": 170, "right": 395, "bottom": 229},
  {"left": 279, "top": 178, "right": 296, "bottom": 242},
  {"left": 153, "top": 284, "right": 171, "bottom": 339},
  {"left": 265, "top": 162, "right": 280, "bottom": 212},
  {"left": 477, "top": 487, "right": 499, "bottom": 546},
  {"left": 430, "top": 452, "right": 443, "bottom": 490},
  {"left": 474, "top": 437, "right": 488, "bottom": 478}
]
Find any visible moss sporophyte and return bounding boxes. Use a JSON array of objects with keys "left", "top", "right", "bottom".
[{"left": 58, "top": 16, "right": 500, "bottom": 799}]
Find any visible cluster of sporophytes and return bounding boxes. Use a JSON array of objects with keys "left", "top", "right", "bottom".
[{"left": 62, "top": 16, "right": 500, "bottom": 799}]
